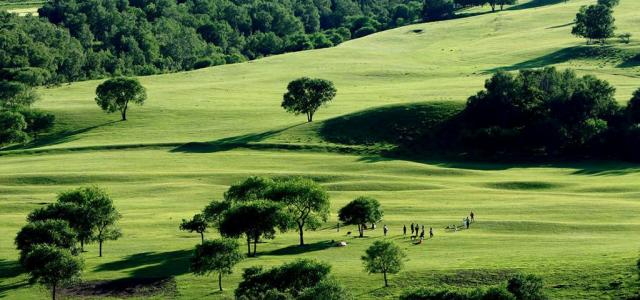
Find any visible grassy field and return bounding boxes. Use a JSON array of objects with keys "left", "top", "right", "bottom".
[{"left": 1, "top": 0, "right": 640, "bottom": 299}]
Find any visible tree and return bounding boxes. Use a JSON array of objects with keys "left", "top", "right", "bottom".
[
  {"left": 282, "top": 77, "right": 337, "bottom": 122},
  {"left": 628, "top": 88, "right": 640, "bottom": 124},
  {"left": 507, "top": 274, "right": 547, "bottom": 300},
  {"left": 180, "top": 213, "right": 209, "bottom": 244},
  {"left": 597, "top": 0, "right": 619, "bottom": 8},
  {"left": 57, "top": 186, "right": 121, "bottom": 255},
  {"left": 422, "top": 0, "right": 455, "bottom": 21},
  {"left": 235, "top": 259, "right": 331, "bottom": 299},
  {"left": 218, "top": 200, "right": 289, "bottom": 256},
  {"left": 15, "top": 219, "right": 77, "bottom": 264},
  {"left": 572, "top": 5, "right": 616, "bottom": 45},
  {"left": 338, "top": 196, "right": 383, "bottom": 237},
  {"left": 298, "top": 278, "right": 352, "bottom": 300},
  {"left": 362, "top": 240, "right": 405, "bottom": 287},
  {"left": 27, "top": 202, "right": 88, "bottom": 251},
  {"left": 22, "top": 244, "right": 83, "bottom": 300},
  {"left": 202, "top": 200, "right": 231, "bottom": 226},
  {"left": 268, "top": 177, "right": 330, "bottom": 246},
  {"left": 0, "top": 110, "right": 28, "bottom": 145},
  {"left": 224, "top": 176, "right": 275, "bottom": 202},
  {"left": 95, "top": 77, "right": 147, "bottom": 121},
  {"left": 191, "top": 238, "right": 244, "bottom": 291}
]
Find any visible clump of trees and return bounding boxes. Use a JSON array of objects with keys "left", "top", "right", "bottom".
[
  {"left": 14, "top": 185, "right": 121, "bottom": 299},
  {"left": 235, "top": 259, "right": 349, "bottom": 300},
  {"left": 572, "top": 2, "right": 617, "bottom": 45}
]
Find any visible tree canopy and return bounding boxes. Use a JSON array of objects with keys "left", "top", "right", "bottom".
[
  {"left": 22, "top": 244, "right": 84, "bottom": 300},
  {"left": 15, "top": 219, "right": 78, "bottom": 264},
  {"left": 282, "top": 77, "right": 337, "bottom": 122},
  {"left": 572, "top": 4, "right": 616, "bottom": 44},
  {"left": 191, "top": 238, "right": 244, "bottom": 291},
  {"left": 180, "top": 213, "right": 209, "bottom": 244},
  {"left": 95, "top": 77, "right": 147, "bottom": 121},
  {"left": 362, "top": 240, "right": 406, "bottom": 287},
  {"left": 338, "top": 196, "right": 384, "bottom": 237}
]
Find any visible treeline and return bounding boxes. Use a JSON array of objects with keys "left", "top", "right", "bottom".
[
  {"left": 399, "top": 67, "right": 640, "bottom": 161},
  {"left": 33, "top": 0, "right": 423, "bottom": 78}
]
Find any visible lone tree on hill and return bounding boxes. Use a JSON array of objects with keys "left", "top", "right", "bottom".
[
  {"left": 282, "top": 77, "right": 336, "bottom": 122},
  {"left": 180, "top": 213, "right": 209, "bottom": 244},
  {"left": 22, "top": 244, "right": 84, "bottom": 300},
  {"left": 572, "top": 4, "right": 616, "bottom": 45},
  {"left": 95, "top": 77, "right": 147, "bottom": 121},
  {"left": 627, "top": 88, "right": 640, "bottom": 124},
  {"left": 191, "top": 238, "right": 244, "bottom": 291},
  {"left": 362, "top": 240, "right": 405, "bottom": 287},
  {"left": 338, "top": 196, "right": 383, "bottom": 238},
  {"left": 268, "top": 177, "right": 330, "bottom": 246}
]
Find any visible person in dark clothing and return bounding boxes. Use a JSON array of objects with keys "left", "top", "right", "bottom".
[
  {"left": 429, "top": 227, "right": 433, "bottom": 238},
  {"left": 403, "top": 225, "right": 407, "bottom": 236},
  {"left": 470, "top": 211, "right": 475, "bottom": 222},
  {"left": 410, "top": 223, "right": 415, "bottom": 235},
  {"left": 383, "top": 225, "right": 388, "bottom": 237},
  {"left": 419, "top": 230, "right": 425, "bottom": 241}
]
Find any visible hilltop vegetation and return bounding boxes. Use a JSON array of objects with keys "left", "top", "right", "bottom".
[{"left": 1, "top": 0, "right": 640, "bottom": 299}]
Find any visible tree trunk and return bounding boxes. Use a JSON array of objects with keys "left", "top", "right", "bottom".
[
  {"left": 253, "top": 237, "right": 258, "bottom": 257},
  {"left": 383, "top": 271, "right": 388, "bottom": 287},
  {"left": 121, "top": 102, "right": 128, "bottom": 121},
  {"left": 246, "top": 236, "right": 251, "bottom": 256},
  {"left": 298, "top": 223, "right": 305, "bottom": 246},
  {"left": 80, "top": 239, "right": 84, "bottom": 252},
  {"left": 218, "top": 272, "right": 223, "bottom": 291},
  {"left": 52, "top": 282, "right": 56, "bottom": 300},
  {"left": 200, "top": 232, "right": 204, "bottom": 244},
  {"left": 307, "top": 112, "right": 313, "bottom": 122},
  {"left": 99, "top": 240, "right": 103, "bottom": 257},
  {"left": 358, "top": 224, "right": 364, "bottom": 238}
]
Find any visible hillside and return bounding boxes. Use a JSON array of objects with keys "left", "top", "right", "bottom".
[{"left": 1, "top": 1, "right": 640, "bottom": 299}]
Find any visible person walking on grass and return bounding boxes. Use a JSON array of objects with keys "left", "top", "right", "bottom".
[
  {"left": 410, "top": 223, "right": 414, "bottom": 236},
  {"left": 429, "top": 227, "right": 433, "bottom": 239},
  {"left": 470, "top": 211, "right": 475, "bottom": 222},
  {"left": 419, "top": 229, "right": 425, "bottom": 241},
  {"left": 403, "top": 225, "right": 407, "bottom": 236},
  {"left": 384, "top": 225, "right": 388, "bottom": 237}
]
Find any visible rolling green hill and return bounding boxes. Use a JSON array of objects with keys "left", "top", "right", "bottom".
[{"left": 1, "top": 0, "right": 640, "bottom": 299}]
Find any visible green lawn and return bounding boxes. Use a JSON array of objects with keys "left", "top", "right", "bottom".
[{"left": 1, "top": 0, "right": 640, "bottom": 299}]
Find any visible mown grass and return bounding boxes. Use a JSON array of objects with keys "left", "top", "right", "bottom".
[{"left": 1, "top": 0, "right": 640, "bottom": 299}]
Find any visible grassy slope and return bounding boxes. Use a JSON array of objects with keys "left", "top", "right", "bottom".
[{"left": 1, "top": 0, "right": 640, "bottom": 299}]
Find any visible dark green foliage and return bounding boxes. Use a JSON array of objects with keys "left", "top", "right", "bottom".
[
  {"left": 462, "top": 67, "right": 619, "bottom": 156},
  {"left": 31, "top": 0, "right": 423, "bottom": 81},
  {"left": 95, "top": 77, "right": 147, "bottom": 121},
  {"left": 218, "top": 200, "right": 290, "bottom": 257},
  {"left": 572, "top": 4, "right": 616, "bottom": 44},
  {"left": 15, "top": 219, "right": 77, "bottom": 264},
  {"left": 235, "top": 259, "right": 332, "bottom": 299},
  {"left": 190, "top": 238, "right": 244, "bottom": 291},
  {"left": 298, "top": 278, "right": 352, "bottom": 300},
  {"left": 224, "top": 176, "right": 275, "bottom": 202},
  {"left": 422, "top": 0, "right": 455, "bottom": 21},
  {"left": 180, "top": 214, "right": 209, "bottom": 244},
  {"left": 597, "top": 0, "right": 619, "bottom": 8},
  {"left": 202, "top": 200, "right": 231, "bottom": 225},
  {"left": 628, "top": 88, "right": 640, "bottom": 124},
  {"left": 22, "top": 244, "right": 83, "bottom": 300},
  {"left": 282, "top": 77, "right": 337, "bottom": 122},
  {"left": 338, "top": 196, "right": 383, "bottom": 237},
  {"left": 267, "top": 177, "right": 330, "bottom": 246},
  {"left": 506, "top": 274, "right": 547, "bottom": 300},
  {"left": 0, "top": 110, "right": 28, "bottom": 145},
  {"left": 354, "top": 26, "right": 377, "bottom": 38},
  {"left": 20, "top": 109, "right": 55, "bottom": 137},
  {"left": 400, "top": 286, "right": 516, "bottom": 300},
  {"left": 362, "top": 240, "right": 405, "bottom": 287},
  {"left": 482, "top": 287, "right": 516, "bottom": 300},
  {"left": 26, "top": 202, "right": 90, "bottom": 250}
]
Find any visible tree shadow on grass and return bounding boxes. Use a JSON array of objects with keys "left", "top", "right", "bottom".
[
  {"left": 486, "top": 46, "right": 629, "bottom": 72},
  {"left": 264, "top": 240, "right": 334, "bottom": 256},
  {"left": 507, "top": 0, "right": 566, "bottom": 11},
  {"left": 0, "top": 260, "right": 28, "bottom": 298},
  {"left": 94, "top": 250, "right": 191, "bottom": 278},
  {"left": 171, "top": 123, "right": 304, "bottom": 153},
  {"left": 0, "top": 121, "right": 119, "bottom": 151}
]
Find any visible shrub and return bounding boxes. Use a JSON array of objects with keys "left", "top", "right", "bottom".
[
  {"left": 506, "top": 274, "right": 547, "bottom": 300},
  {"left": 353, "top": 26, "right": 376, "bottom": 38},
  {"left": 619, "top": 33, "right": 632, "bottom": 44}
]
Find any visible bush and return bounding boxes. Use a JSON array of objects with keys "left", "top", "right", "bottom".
[
  {"left": 400, "top": 287, "right": 476, "bottom": 300},
  {"left": 298, "top": 278, "right": 351, "bottom": 300},
  {"left": 506, "top": 274, "right": 547, "bottom": 300},
  {"left": 0, "top": 110, "right": 28, "bottom": 145},
  {"left": 353, "top": 26, "right": 376, "bottom": 38},
  {"left": 619, "top": 33, "right": 632, "bottom": 44},
  {"left": 19, "top": 109, "right": 55, "bottom": 137},
  {"left": 235, "top": 259, "right": 332, "bottom": 299},
  {"left": 310, "top": 33, "right": 334, "bottom": 49}
]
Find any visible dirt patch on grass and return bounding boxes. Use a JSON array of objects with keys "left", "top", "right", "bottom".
[
  {"left": 436, "top": 269, "right": 519, "bottom": 287},
  {"left": 61, "top": 277, "right": 177, "bottom": 298}
]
